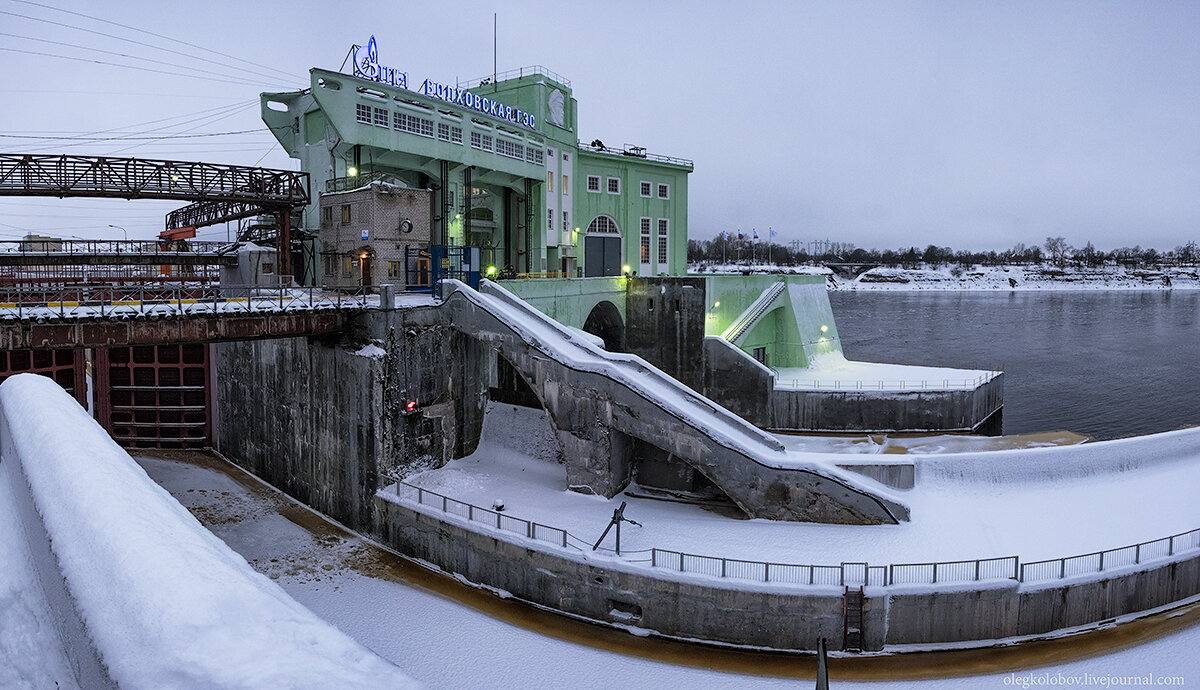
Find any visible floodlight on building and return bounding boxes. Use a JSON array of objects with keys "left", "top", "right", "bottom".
[
  {"left": 622, "top": 265, "right": 631, "bottom": 275},
  {"left": 820, "top": 325, "right": 829, "bottom": 333},
  {"left": 486, "top": 265, "right": 497, "bottom": 277},
  {"left": 347, "top": 166, "right": 358, "bottom": 176}
]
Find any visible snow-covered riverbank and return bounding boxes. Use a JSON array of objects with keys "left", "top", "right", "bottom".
[{"left": 691, "top": 263, "right": 1200, "bottom": 290}]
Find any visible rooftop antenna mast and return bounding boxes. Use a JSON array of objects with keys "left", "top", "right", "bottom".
[{"left": 493, "top": 13, "right": 498, "bottom": 92}]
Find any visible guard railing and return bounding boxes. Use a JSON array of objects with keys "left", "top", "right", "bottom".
[
  {"left": 0, "top": 284, "right": 373, "bottom": 319},
  {"left": 389, "top": 483, "right": 1200, "bottom": 590}
]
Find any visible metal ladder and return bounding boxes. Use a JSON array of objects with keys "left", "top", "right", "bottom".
[
  {"left": 843, "top": 585, "right": 864, "bottom": 652},
  {"left": 721, "top": 280, "right": 786, "bottom": 343}
]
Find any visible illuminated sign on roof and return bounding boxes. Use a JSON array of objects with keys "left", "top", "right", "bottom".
[
  {"left": 420, "top": 80, "right": 535, "bottom": 130},
  {"left": 347, "top": 36, "right": 535, "bottom": 130},
  {"left": 352, "top": 35, "right": 407, "bottom": 89}
]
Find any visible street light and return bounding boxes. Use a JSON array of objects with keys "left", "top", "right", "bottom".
[{"left": 107, "top": 224, "right": 128, "bottom": 242}]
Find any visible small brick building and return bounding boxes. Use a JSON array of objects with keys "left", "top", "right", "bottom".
[{"left": 318, "top": 180, "right": 432, "bottom": 288}]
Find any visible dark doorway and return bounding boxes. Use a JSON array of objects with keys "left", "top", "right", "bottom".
[
  {"left": 584, "top": 236, "right": 622, "bottom": 277},
  {"left": 361, "top": 254, "right": 373, "bottom": 286},
  {"left": 583, "top": 301, "right": 625, "bottom": 352}
]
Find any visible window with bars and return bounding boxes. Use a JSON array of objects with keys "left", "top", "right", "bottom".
[
  {"left": 373, "top": 107, "right": 389, "bottom": 127},
  {"left": 640, "top": 225, "right": 651, "bottom": 264},
  {"left": 657, "top": 219, "right": 669, "bottom": 266},
  {"left": 548, "top": 209, "right": 554, "bottom": 231},
  {"left": 657, "top": 183, "right": 670, "bottom": 200},
  {"left": 356, "top": 103, "right": 372, "bottom": 124},
  {"left": 562, "top": 210, "right": 569, "bottom": 232},
  {"left": 587, "top": 215, "right": 619, "bottom": 234},
  {"left": 395, "top": 111, "right": 434, "bottom": 137},
  {"left": 587, "top": 175, "right": 600, "bottom": 193},
  {"left": 640, "top": 181, "right": 652, "bottom": 197},
  {"left": 606, "top": 177, "right": 620, "bottom": 194},
  {"left": 533, "top": 148, "right": 544, "bottom": 165},
  {"left": 496, "top": 138, "right": 524, "bottom": 160}
]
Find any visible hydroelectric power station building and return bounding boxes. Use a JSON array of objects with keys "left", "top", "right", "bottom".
[{"left": 261, "top": 36, "right": 693, "bottom": 286}]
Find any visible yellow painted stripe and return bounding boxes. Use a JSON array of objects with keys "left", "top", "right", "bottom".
[
  {"left": 46, "top": 301, "right": 81, "bottom": 307},
  {"left": 0, "top": 302, "right": 15, "bottom": 308}
]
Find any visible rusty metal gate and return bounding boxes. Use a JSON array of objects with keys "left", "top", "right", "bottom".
[
  {"left": 95, "top": 343, "right": 211, "bottom": 448},
  {"left": 0, "top": 348, "right": 87, "bottom": 406}
]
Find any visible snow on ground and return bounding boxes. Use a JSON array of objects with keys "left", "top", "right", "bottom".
[
  {"left": 774, "top": 351, "right": 996, "bottom": 390},
  {"left": 0, "top": 374, "right": 415, "bottom": 689},
  {"left": 135, "top": 451, "right": 1200, "bottom": 689},
  {"left": 695, "top": 262, "right": 1200, "bottom": 290},
  {"left": 404, "top": 403, "right": 1200, "bottom": 568},
  {"left": 693, "top": 262, "right": 1200, "bottom": 290},
  {"left": 0, "top": 461, "right": 78, "bottom": 690}
]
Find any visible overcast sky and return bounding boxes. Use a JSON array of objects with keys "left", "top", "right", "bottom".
[{"left": 1, "top": 0, "right": 1197, "bottom": 252}]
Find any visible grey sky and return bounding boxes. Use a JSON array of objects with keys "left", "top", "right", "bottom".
[{"left": 1, "top": 0, "right": 1197, "bottom": 252}]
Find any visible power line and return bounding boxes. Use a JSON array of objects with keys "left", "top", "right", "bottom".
[
  {"left": 0, "top": 127, "right": 269, "bottom": 141},
  {"left": 0, "top": 32, "right": 287, "bottom": 88},
  {"left": 0, "top": 8, "right": 298, "bottom": 87},
  {"left": 1, "top": 99, "right": 256, "bottom": 140},
  {"left": 11, "top": 0, "right": 302, "bottom": 83},
  {"left": 106, "top": 103, "right": 260, "bottom": 155},
  {"left": 0, "top": 46, "right": 289, "bottom": 89}
]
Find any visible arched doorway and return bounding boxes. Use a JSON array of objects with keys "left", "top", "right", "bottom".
[
  {"left": 583, "top": 215, "right": 622, "bottom": 277},
  {"left": 583, "top": 300, "right": 624, "bottom": 352}
]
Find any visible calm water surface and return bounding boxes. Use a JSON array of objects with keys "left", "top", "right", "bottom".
[{"left": 828, "top": 291, "right": 1200, "bottom": 439}]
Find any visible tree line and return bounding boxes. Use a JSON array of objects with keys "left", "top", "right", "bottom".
[{"left": 687, "top": 235, "right": 1200, "bottom": 269}]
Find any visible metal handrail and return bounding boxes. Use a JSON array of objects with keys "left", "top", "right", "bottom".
[
  {"left": 0, "top": 283, "right": 373, "bottom": 319},
  {"left": 775, "top": 372, "right": 1002, "bottom": 391},
  {"left": 391, "top": 481, "right": 572, "bottom": 549},
  {"left": 461, "top": 65, "right": 571, "bottom": 89},
  {"left": 386, "top": 482, "right": 1200, "bottom": 589},
  {"left": 577, "top": 142, "right": 694, "bottom": 168},
  {"left": 0, "top": 239, "right": 231, "bottom": 255}
]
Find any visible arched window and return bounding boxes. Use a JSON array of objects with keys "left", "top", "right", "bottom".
[
  {"left": 468, "top": 207, "right": 494, "bottom": 222},
  {"left": 586, "top": 215, "right": 620, "bottom": 235}
]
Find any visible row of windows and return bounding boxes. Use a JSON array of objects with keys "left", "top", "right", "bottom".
[
  {"left": 395, "top": 111, "right": 435, "bottom": 138},
  {"left": 586, "top": 175, "right": 670, "bottom": 199},
  {"left": 356, "top": 102, "right": 543, "bottom": 165},
  {"left": 321, "top": 205, "right": 354, "bottom": 225},
  {"left": 322, "top": 254, "right": 404, "bottom": 278}
]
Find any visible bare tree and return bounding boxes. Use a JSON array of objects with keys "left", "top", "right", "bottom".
[{"left": 1044, "top": 236, "right": 1072, "bottom": 267}]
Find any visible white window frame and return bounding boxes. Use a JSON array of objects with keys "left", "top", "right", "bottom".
[
  {"left": 355, "top": 103, "right": 372, "bottom": 124},
  {"left": 639, "top": 218, "right": 651, "bottom": 265},
  {"left": 657, "top": 183, "right": 670, "bottom": 200},
  {"left": 606, "top": 177, "right": 621, "bottom": 195},
  {"left": 586, "top": 175, "right": 601, "bottom": 193},
  {"left": 657, "top": 218, "right": 669, "bottom": 268},
  {"left": 639, "top": 181, "right": 652, "bottom": 198}
]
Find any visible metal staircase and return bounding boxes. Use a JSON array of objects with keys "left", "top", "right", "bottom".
[
  {"left": 843, "top": 586, "right": 864, "bottom": 652},
  {"left": 721, "top": 280, "right": 786, "bottom": 343}
]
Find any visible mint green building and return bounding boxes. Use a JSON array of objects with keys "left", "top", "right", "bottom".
[{"left": 261, "top": 36, "right": 692, "bottom": 284}]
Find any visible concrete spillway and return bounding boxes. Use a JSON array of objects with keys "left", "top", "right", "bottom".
[{"left": 442, "top": 279, "right": 908, "bottom": 524}]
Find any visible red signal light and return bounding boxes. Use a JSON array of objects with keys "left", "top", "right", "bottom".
[{"left": 404, "top": 400, "right": 418, "bottom": 415}]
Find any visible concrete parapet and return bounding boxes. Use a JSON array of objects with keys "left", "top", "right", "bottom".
[
  {"left": 376, "top": 486, "right": 1200, "bottom": 653},
  {"left": 771, "top": 373, "right": 1004, "bottom": 433}
]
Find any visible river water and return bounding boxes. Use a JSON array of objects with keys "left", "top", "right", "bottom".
[{"left": 828, "top": 290, "right": 1200, "bottom": 439}]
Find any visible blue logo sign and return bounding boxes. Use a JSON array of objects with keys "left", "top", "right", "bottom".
[{"left": 353, "top": 35, "right": 407, "bottom": 89}]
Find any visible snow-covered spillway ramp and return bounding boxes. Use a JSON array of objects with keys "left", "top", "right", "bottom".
[{"left": 0, "top": 374, "right": 418, "bottom": 689}]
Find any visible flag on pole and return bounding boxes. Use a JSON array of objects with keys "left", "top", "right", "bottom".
[
  {"left": 769, "top": 228, "right": 778, "bottom": 238},
  {"left": 737, "top": 230, "right": 744, "bottom": 240},
  {"left": 753, "top": 229, "right": 760, "bottom": 240}
]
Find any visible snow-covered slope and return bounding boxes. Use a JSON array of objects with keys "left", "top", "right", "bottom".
[{"left": 0, "top": 374, "right": 417, "bottom": 689}]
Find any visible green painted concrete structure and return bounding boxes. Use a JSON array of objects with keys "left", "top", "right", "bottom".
[
  {"left": 703, "top": 274, "right": 841, "bottom": 369},
  {"left": 261, "top": 39, "right": 692, "bottom": 284}
]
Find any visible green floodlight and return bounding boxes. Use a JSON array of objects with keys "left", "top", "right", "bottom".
[
  {"left": 486, "top": 265, "right": 497, "bottom": 277},
  {"left": 622, "top": 264, "right": 632, "bottom": 275},
  {"left": 347, "top": 166, "right": 358, "bottom": 176}
]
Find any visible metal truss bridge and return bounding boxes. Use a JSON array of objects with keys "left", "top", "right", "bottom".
[{"left": 0, "top": 154, "right": 309, "bottom": 276}]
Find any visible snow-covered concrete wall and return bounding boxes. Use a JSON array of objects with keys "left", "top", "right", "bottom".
[{"left": 0, "top": 374, "right": 417, "bottom": 689}]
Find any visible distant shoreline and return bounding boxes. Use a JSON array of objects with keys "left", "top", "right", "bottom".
[{"left": 689, "top": 263, "right": 1200, "bottom": 291}]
